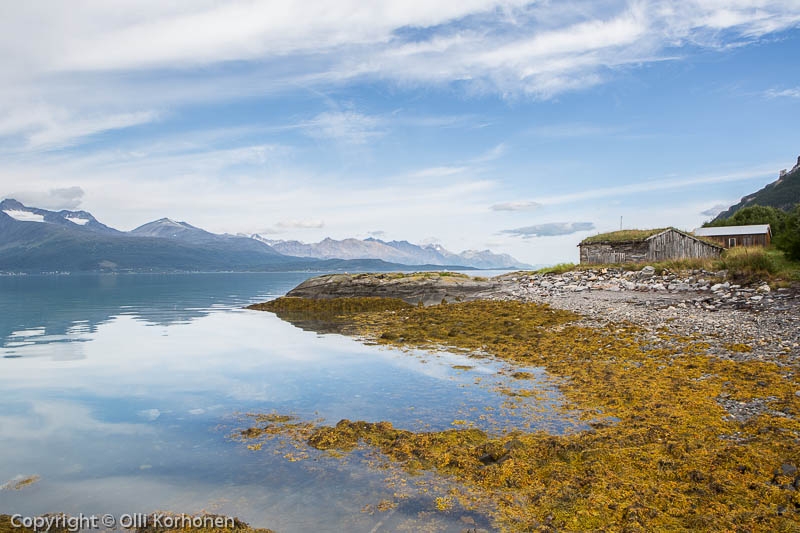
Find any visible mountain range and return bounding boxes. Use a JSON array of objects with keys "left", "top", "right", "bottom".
[
  {"left": 0, "top": 199, "right": 527, "bottom": 273},
  {"left": 252, "top": 236, "right": 531, "bottom": 269},
  {"left": 713, "top": 156, "right": 800, "bottom": 220}
]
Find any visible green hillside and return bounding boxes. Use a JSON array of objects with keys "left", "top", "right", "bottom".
[{"left": 713, "top": 159, "right": 800, "bottom": 220}]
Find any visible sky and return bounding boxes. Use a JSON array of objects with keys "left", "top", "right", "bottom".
[{"left": 0, "top": 1, "right": 799, "bottom": 265}]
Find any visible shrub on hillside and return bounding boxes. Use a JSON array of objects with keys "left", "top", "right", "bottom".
[
  {"left": 704, "top": 205, "right": 788, "bottom": 235},
  {"left": 776, "top": 205, "right": 800, "bottom": 261},
  {"left": 717, "top": 247, "right": 778, "bottom": 283}
]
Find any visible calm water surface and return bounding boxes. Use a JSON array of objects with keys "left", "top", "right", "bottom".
[{"left": 0, "top": 273, "right": 576, "bottom": 531}]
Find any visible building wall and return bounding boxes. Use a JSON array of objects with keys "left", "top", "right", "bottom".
[
  {"left": 579, "top": 241, "right": 650, "bottom": 264},
  {"left": 646, "top": 230, "right": 721, "bottom": 261},
  {"left": 580, "top": 230, "right": 721, "bottom": 264},
  {"left": 700, "top": 233, "right": 770, "bottom": 248}
]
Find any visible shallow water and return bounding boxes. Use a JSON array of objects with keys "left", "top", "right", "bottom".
[{"left": 0, "top": 273, "right": 575, "bottom": 531}]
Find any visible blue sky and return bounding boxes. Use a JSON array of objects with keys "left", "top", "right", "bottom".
[{"left": 0, "top": 1, "right": 799, "bottom": 264}]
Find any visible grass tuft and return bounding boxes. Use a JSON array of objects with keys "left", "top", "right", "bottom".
[
  {"left": 534, "top": 263, "right": 576, "bottom": 275},
  {"left": 717, "top": 247, "right": 778, "bottom": 283}
]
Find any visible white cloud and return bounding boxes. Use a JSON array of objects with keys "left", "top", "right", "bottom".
[
  {"left": 301, "top": 111, "right": 383, "bottom": 144},
  {"left": 528, "top": 122, "right": 627, "bottom": 138},
  {"left": 408, "top": 166, "right": 469, "bottom": 179},
  {"left": 700, "top": 203, "right": 730, "bottom": 217},
  {"left": 490, "top": 200, "right": 542, "bottom": 211},
  {"left": 0, "top": 106, "right": 159, "bottom": 150},
  {"left": 0, "top": 1, "right": 797, "bottom": 266},
  {"left": 41, "top": 1, "right": 526, "bottom": 73},
  {"left": 522, "top": 165, "right": 779, "bottom": 206},
  {"left": 765, "top": 87, "right": 800, "bottom": 99},
  {"left": 6, "top": 186, "right": 85, "bottom": 210},
  {"left": 0, "top": 1, "right": 795, "bottom": 159},
  {"left": 1, "top": 1, "right": 798, "bottom": 100},
  {"left": 500, "top": 221, "right": 595, "bottom": 238},
  {"left": 28, "top": 110, "right": 159, "bottom": 149},
  {"left": 276, "top": 219, "right": 325, "bottom": 229}
]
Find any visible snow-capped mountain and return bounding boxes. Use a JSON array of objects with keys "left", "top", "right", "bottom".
[
  {"left": 0, "top": 199, "right": 477, "bottom": 273},
  {"left": 253, "top": 235, "right": 530, "bottom": 269},
  {"left": 0, "top": 198, "right": 119, "bottom": 234}
]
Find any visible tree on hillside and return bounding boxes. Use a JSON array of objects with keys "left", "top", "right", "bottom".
[
  {"left": 704, "top": 205, "right": 788, "bottom": 235},
  {"left": 776, "top": 205, "right": 800, "bottom": 261}
]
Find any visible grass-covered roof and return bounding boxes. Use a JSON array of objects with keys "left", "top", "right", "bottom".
[{"left": 580, "top": 228, "right": 668, "bottom": 244}]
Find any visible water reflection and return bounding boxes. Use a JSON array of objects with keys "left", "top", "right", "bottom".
[
  {"left": 0, "top": 273, "right": 574, "bottom": 532},
  {"left": 0, "top": 273, "right": 311, "bottom": 358}
]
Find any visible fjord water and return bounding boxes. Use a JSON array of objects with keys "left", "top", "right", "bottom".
[{"left": 0, "top": 273, "right": 572, "bottom": 531}]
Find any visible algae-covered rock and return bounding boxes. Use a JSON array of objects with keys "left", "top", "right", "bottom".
[{"left": 283, "top": 272, "right": 501, "bottom": 306}]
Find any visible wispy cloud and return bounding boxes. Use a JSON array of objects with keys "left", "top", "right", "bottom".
[
  {"left": 0, "top": 107, "right": 160, "bottom": 150},
  {"left": 301, "top": 111, "right": 384, "bottom": 144},
  {"left": 518, "top": 165, "right": 778, "bottom": 206},
  {"left": 276, "top": 219, "right": 325, "bottom": 229},
  {"left": 2, "top": 2, "right": 799, "bottom": 100},
  {"left": 764, "top": 87, "right": 800, "bottom": 99},
  {"left": 0, "top": 1, "right": 796, "bottom": 158},
  {"left": 500, "top": 222, "right": 595, "bottom": 238},
  {"left": 490, "top": 200, "right": 541, "bottom": 211},
  {"left": 469, "top": 143, "right": 507, "bottom": 163},
  {"left": 528, "top": 122, "right": 627, "bottom": 139},
  {"left": 408, "top": 166, "right": 468, "bottom": 179},
  {"left": 700, "top": 203, "right": 729, "bottom": 217},
  {"left": 5, "top": 186, "right": 85, "bottom": 210}
]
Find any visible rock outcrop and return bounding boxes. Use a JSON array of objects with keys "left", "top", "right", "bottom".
[{"left": 285, "top": 272, "right": 501, "bottom": 306}]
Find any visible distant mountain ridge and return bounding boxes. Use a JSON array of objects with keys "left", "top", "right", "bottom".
[
  {"left": 0, "top": 199, "right": 489, "bottom": 273},
  {"left": 713, "top": 156, "right": 800, "bottom": 221},
  {"left": 131, "top": 218, "right": 283, "bottom": 256},
  {"left": 1, "top": 198, "right": 120, "bottom": 234},
  {"left": 252, "top": 235, "right": 531, "bottom": 269}
]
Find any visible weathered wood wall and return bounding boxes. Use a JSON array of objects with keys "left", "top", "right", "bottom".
[
  {"left": 580, "top": 229, "right": 721, "bottom": 264},
  {"left": 701, "top": 233, "right": 770, "bottom": 248},
  {"left": 579, "top": 241, "right": 650, "bottom": 264},
  {"left": 646, "top": 230, "right": 721, "bottom": 261}
]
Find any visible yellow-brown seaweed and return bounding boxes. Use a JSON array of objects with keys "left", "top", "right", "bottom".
[{"left": 245, "top": 297, "right": 800, "bottom": 531}]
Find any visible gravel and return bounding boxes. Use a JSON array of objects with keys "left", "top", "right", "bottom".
[{"left": 489, "top": 267, "right": 800, "bottom": 364}]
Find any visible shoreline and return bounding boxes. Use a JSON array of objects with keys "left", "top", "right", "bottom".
[
  {"left": 242, "top": 269, "right": 800, "bottom": 530},
  {"left": 282, "top": 269, "right": 800, "bottom": 364}
]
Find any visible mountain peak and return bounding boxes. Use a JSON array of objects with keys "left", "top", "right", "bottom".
[
  {"left": 0, "top": 198, "right": 25, "bottom": 210},
  {"left": 0, "top": 198, "right": 118, "bottom": 232},
  {"left": 152, "top": 217, "right": 186, "bottom": 226}
]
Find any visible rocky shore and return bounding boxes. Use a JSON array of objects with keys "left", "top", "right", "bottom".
[
  {"left": 285, "top": 272, "right": 501, "bottom": 306},
  {"left": 492, "top": 268, "right": 800, "bottom": 364},
  {"left": 285, "top": 269, "right": 800, "bottom": 363}
]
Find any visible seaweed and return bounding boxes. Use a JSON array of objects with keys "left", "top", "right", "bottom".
[
  {"left": 247, "top": 298, "right": 800, "bottom": 531},
  {"left": 0, "top": 515, "right": 274, "bottom": 533},
  {"left": 0, "top": 475, "right": 40, "bottom": 491}
]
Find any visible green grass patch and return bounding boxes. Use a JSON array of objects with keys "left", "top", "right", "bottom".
[
  {"left": 717, "top": 247, "right": 780, "bottom": 284},
  {"left": 532, "top": 247, "right": 800, "bottom": 283},
  {"left": 534, "top": 263, "right": 576, "bottom": 275}
]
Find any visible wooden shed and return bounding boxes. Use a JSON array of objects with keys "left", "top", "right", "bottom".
[
  {"left": 692, "top": 224, "right": 771, "bottom": 248},
  {"left": 579, "top": 228, "right": 722, "bottom": 265}
]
